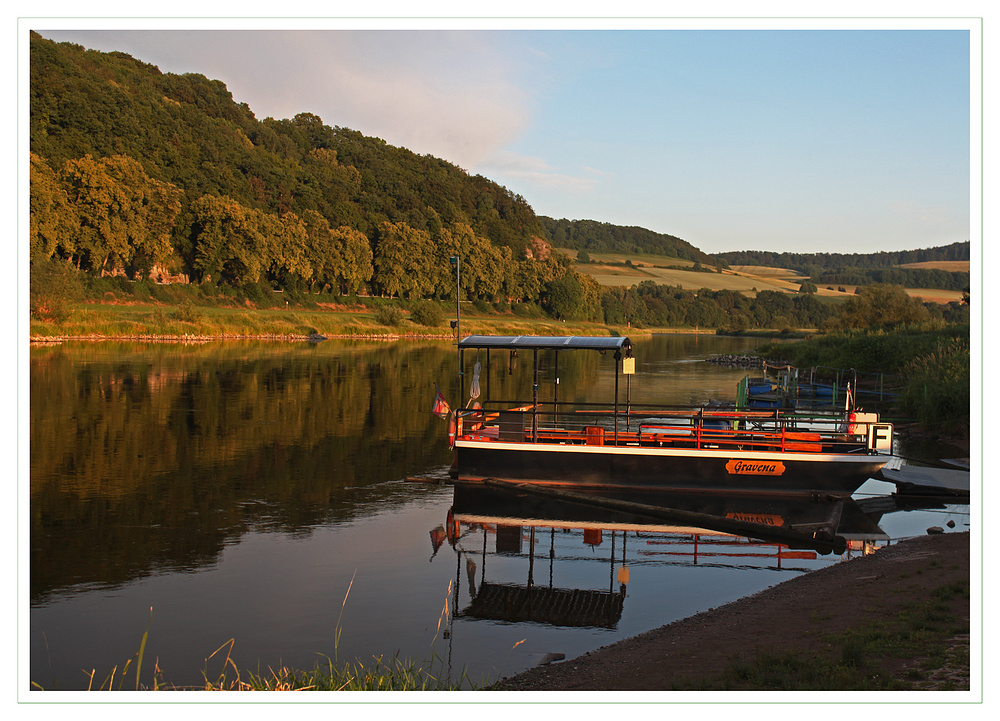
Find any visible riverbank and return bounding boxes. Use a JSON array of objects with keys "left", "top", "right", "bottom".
[
  {"left": 26, "top": 298, "right": 796, "bottom": 344},
  {"left": 26, "top": 302, "right": 619, "bottom": 343},
  {"left": 492, "top": 531, "right": 972, "bottom": 693}
]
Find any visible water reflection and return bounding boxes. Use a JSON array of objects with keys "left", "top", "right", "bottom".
[
  {"left": 444, "top": 482, "right": 891, "bottom": 633},
  {"left": 30, "top": 339, "right": 464, "bottom": 602},
  {"left": 416, "top": 478, "right": 966, "bottom": 681}
]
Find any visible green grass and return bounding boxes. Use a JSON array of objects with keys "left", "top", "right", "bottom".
[
  {"left": 671, "top": 580, "right": 970, "bottom": 691},
  {"left": 29, "top": 298, "right": 658, "bottom": 340},
  {"left": 31, "top": 579, "right": 485, "bottom": 692},
  {"left": 195, "top": 644, "right": 475, "bottom": 691}
]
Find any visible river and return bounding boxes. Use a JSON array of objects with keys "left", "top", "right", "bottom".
[{"left": 27, "top": 334, "right": 968, "bottom": 691}]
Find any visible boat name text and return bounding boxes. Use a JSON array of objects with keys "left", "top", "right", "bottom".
[{"left": 726, "top": 460, "right": 786, "bottom": 476}]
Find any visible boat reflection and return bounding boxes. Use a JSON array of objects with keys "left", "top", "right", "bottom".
[{"left": 433, "top": 481, "right": 891, "bottom": 630}]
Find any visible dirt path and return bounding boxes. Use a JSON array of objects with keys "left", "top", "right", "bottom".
[{"left": 493, "top": 531, "right": 971, "bottom": 691}]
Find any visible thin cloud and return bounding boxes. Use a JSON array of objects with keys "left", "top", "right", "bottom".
[
  {"left": 479, "top": 151, "right": 602, "bottom": 194},
  {"left": 35, "top": 29, "right": 532, "bottom": 170}
]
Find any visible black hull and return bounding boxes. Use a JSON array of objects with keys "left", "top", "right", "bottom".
[
  {"left": 451, "top": 482, "right": 889, "bottom": 553},
  {"left": 455, "top": 441, "right": 887, "bottom": 497}
]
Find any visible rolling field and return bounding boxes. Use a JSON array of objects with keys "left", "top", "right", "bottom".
[
  {"left": 562, "top": 250, "right": 966, "bottom": 303},
  {"left": 897, "top": 260, "right": 971, "bottom": 272}
]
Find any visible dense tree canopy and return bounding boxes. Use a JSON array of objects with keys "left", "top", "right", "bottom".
[
  {"left": 29, "top": 32, "right": 547, "bottom": 290},
  {"left": 31, "top": 152, "right": 183, "bottom": 277}
]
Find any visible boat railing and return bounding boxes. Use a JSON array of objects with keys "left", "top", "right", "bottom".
[
  {"left": 457, "top": 402, "right": 891, "bottom": 455},
  {"left": 805, "top": 366, "right": 906, "bottom": 401}
]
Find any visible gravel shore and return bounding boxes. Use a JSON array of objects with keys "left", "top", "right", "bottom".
[{"left": 492, "top": 531, "right": 971, "bottom": 693}]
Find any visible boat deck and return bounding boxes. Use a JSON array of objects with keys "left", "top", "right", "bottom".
[{"left": 458, "top": 406, "right": 888, "bottom": 456}]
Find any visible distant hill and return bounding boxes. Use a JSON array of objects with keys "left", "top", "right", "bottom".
[
  {"left": 714, "top": 242, "right": 970, "bottom": 293},
  {"left": 714, "top": 242, "right": 970, "bottom": 273},
  {"left": 539, "top": 217, "right": 720, "bottom": 267}
]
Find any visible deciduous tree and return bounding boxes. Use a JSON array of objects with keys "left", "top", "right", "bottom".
[
  {"left": 29, "top": 152, "right": 78, "bottom": 262},
  {"left": 831, "top": 283, "right": 930, "bottom": 329},
  {"left": 59, "top": 154, "right": 182, "bottom": 276},
  {"left": 190, "top": 194, "right": 272, "bottom": 285},
  {"left": 373, "top": 221, "right": 434, "bottom": 298}
]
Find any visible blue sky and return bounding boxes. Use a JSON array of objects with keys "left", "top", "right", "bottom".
[{"left": 30, "top": 19, "right": 976, "bottom": 256}]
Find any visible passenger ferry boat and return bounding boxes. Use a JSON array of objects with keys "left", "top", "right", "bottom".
[{"left": 448, "top": 335, "right": 894, "bottom": 497}]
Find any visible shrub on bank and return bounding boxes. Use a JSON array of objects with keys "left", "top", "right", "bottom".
[
  {"left": 760, "top": 324, "right": 969, "bottom": 374},
  {"left": 374, "top": 305, "right": 404, "bottom": 327},
  {"left": 512, "top": 302, "right": 545, "bottom": 318},
  {"left": 410, "top": 301, "right": 445, "bottom": 327},
  {"left": 30, "top": 259, "right": 84, "bottom": 322}
]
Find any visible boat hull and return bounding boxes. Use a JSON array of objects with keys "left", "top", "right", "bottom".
[{"left": 455, "top": 440, "right": 887, "bottom": 496}]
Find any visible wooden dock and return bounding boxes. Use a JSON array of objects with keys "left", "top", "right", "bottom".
[{"left": 874, "top": 464, "right": 971, "bottom": 497}]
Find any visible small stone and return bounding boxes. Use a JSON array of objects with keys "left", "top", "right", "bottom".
[
  {"left": 926, "top": 526, "right": 944, "bottom": 534},
  {"left": 538, "top": 652, "right": 565, "bottom": 666},
  {"left": 947, "top": 520, "right": 956, "bottom": 528}
]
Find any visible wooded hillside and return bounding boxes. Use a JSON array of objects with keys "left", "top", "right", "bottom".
[{"left": 29, "top": 31, "right": 573, "bottom": 305}]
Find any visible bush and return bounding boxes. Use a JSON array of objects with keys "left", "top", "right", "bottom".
[
  {"left": 898, "top": 336, "right": 970, "bottom": 430},
  {"left": 240, "top": 282, "right": 283, "bottom": 308},
  {"left": 172, "top": 302, "right": 203, "bottom": 324},
  {"left": 282, "top": 286, "right": 318, "bottom": 309},
  {"left": 410, "top": 301, "right": 445, "bottom": 327},
  {"left": 512, "top": 302, "right": 544, "bottom": 318},
  {"left": 30, "top": 259, "right": 84, "bottom": 323},
  {"left": 374, "top": 304, "right": 404, "bottom": 326}
]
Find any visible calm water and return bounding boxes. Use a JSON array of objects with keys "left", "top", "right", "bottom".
[{"left": 27, "top": 335, "right": 968, "bottom": 690}]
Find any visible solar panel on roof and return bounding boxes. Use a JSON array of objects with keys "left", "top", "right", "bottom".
[{"left": 457, "top": 335, "right": 631, "bottom": 352}]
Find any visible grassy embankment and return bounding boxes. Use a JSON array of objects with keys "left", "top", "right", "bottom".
[
  {"left": 28, "top": 266, "right": 724, "bottom": 341},
  {"left": 29, "top": 298, "right": 627, "bottom": 341},
  {"left": 759, "top": 324, "right": 971, "bottom": 434}
]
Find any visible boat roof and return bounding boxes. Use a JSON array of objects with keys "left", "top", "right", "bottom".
[{"left": 458, "top": 335, "right": 631, "bottom": 352}]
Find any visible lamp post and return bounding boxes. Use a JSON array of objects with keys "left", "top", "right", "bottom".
[{"left": 449, "top": 255, "right": 461, "bottom": 341}]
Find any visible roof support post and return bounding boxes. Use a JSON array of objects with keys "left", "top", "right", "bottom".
[
  {"left": 485, "top": 349, "right": 491, "bottom": 406},
  {"left": 532, "top": 349, "right": 539, "bottom": 443},
  {"left": 614, "top": 354, "right": 620, "bottom": 445},
  {"left": 553, "top": 350, "right": 559, "bottom": 428}
]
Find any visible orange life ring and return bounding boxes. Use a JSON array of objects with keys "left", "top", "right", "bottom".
[
  {"left": 468, "top": 401, "right": 483, "bottom": 432},
  {"left": 448, "top": 413, "right": 458, "bottom": 449}
]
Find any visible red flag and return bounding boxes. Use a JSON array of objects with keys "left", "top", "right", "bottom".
[{"left": 431, "top": 385, "right": 451, "bottom": 419}]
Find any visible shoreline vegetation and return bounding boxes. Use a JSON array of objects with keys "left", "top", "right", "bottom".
[{"left": 29, "top": 294, "right": 971, "bottom": 435}]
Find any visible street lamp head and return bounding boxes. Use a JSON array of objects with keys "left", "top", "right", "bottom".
[{"left": 449, "top": 256, "right": 458, "bottom": 265}]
